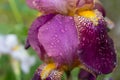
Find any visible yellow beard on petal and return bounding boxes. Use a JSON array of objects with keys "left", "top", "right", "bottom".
[
  {"left": 37, "top": 12, "right": 42, "bottom": 17},
  {"left": 77, "top": 10, "right": 99, "bottom": 25},
  {"left": 40, "top": 63, "right": 56, "bottom": 79}
]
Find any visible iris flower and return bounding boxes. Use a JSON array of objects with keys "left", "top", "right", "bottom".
[
  {"left": 26, "top": 0, "right": 116, "bottom": 80},
  {"left": 0, "top": 34, "right": 35, "bottom": 74}
]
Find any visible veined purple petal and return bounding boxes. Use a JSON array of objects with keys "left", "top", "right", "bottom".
[
  {"left": 27, "top": 14, "right": 55, "bottom": 60},
  {"left": 38, "top": 14, "right": 79, "bottom": 66},
  {"left": 75, "top": 13, "right": 116, "bottom": 74},
  {"left": 78, "top": 69, "right": 97, "bottom": 80},
  {"left": 26, "top": 0, "right": 78, "bottom": 14}
]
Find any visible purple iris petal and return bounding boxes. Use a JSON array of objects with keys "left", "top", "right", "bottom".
[
  {"left": 26, "top": 0, "right": 77, "bottom": 14},
  {"left": 32, "top": 64, "right": 47, "bottom": 80},
  {"left": 76, "top": 16, "right": 116, "bottom": 74},
  {"left": 78, "top": 69, "right": 96, "bottom": 80},
  {"left": 46, "top": 70, "right": 62, "bottom": 80},
  {"left": 94, "top": 1, "right": 106, "bottom": 17},
  {"left": 38, "top": 14, "right": 79, "bottom": 65},
  {"left": 77, "top": 0, "right": 94, "bottom": 9},
  {"left": 27, "top": 14, "right": 55, "bottom": 59},
  {"left": 32, "top": 64, "right": 62, "bottom": 80},
  {"left": 25, "top": 38, "right": 30, "bottom": 49}
]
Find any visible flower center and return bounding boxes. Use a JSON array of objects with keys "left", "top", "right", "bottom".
[{"left": 78, "top": 10, "right": 98, "bottom": 25}]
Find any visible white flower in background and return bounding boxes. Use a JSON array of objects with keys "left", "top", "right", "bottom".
[{"left": 0, "top": 34, "right": 36, "bottom": 74}]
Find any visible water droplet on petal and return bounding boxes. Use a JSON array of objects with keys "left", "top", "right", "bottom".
[{"left": 61, "top": 29, "right": 65, "bottom": 33}]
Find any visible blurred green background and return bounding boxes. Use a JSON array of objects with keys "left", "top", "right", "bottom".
[{"left": 0, "top": 0, "right": 120, "bottom": 80}]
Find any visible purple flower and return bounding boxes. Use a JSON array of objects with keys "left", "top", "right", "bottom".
[
  {"left": 27, "top": 13, "right": 79, "bottom": 66},
  {"left": 26, "top": 14, "right": 80, "bottom": 80},
  {"left": 26, "top": 0, "right": 116, "bottom": 80}
]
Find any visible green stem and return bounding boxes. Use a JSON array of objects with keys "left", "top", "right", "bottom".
[
  {"left": 11, "top": 58, "right": 21, "bottom": 80},
  {"left": 66, "top": 71, "right": 72, "bottom": 80},
  {"left": 8, "top": 0, "right": 23, "bottom": 24}
]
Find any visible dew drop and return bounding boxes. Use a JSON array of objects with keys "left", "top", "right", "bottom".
[
  {"left": 114, "top": 62, "right": 117, "bottom": 65},
  {"left": 50, "top": 45, "right": 53, "bottom": 48},
  {"left": 51, "top": 42, "right": 54, "bottom": 45},
  {"left": 54, "top": 34, "right": 58, "bottom": 37},
  {"left": 56, "top": 40, "right": 60, "bottom": 43},
  {"left": 46, "top": 27, "right": 49, "bottom": 30},
  {"left": 69, "top": 17, "right": 73, "bottom": 20},
  {"left": 60, "top": 52, "right": 62, "bottom": 56},
  {"left": 105, "top": 39, "right": 108, "bottom": 43},
  {"left": 61, "top": 29, "right": 65, "bottom": 33},
  {"left": 82, "top": 37, "right": 85, "bottom": 41}
]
